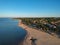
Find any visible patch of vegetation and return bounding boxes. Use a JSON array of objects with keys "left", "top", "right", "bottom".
[{"left": 15, "top": 18, "right": 60, "bottom": 37}]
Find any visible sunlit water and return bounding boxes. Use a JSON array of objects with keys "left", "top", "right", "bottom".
[{"left": 0, "top": 18, "right": 27, "bottom": 45}]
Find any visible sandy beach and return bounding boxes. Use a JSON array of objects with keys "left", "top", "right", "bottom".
[{"left": 18, "top": 21, "right": 60, "bottom": 45}]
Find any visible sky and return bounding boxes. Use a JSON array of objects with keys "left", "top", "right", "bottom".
[{"left": 0, "top": 0, "right": 60, "bottom": 17}]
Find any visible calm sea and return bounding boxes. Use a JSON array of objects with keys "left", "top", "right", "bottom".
[{"left": 0, "top": 18, "right": 27, "bottom": 45}]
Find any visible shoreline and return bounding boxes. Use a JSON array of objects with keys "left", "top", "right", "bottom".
[{"left": 18, "top": 21, "right": 60, "bottom": 45}]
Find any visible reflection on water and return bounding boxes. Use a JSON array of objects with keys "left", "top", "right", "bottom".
[{"left": 0, "top": 18, "right": 27, "bottom": 45}]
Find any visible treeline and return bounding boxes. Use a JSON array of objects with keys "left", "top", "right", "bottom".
[{"left": 15, "top": 18, "right": 60, "bottom": 37}]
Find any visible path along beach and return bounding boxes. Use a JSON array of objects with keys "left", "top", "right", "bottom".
[{"left": 18, "top": 21, "right": 60, "bottom": 45}]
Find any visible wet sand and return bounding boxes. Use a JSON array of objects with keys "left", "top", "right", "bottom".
[{"left": 18, "top": 21, "right": 60, "bottom": 45}]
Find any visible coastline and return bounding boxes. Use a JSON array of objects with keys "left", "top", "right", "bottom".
[{"left": 18, "top": 21, "right": 60, "bottom": 45}]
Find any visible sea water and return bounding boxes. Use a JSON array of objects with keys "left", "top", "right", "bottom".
[{"left": 0, "top": 18, "right": 27, "bottom": 45}]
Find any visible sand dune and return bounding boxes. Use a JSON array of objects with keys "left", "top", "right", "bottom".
[{"left": 19, "top": 22, "right": 60, "bottom": 45}]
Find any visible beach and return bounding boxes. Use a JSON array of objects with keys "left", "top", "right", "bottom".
[{"left": 19, "top": 21, "right": 60, "bottom": 45}]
